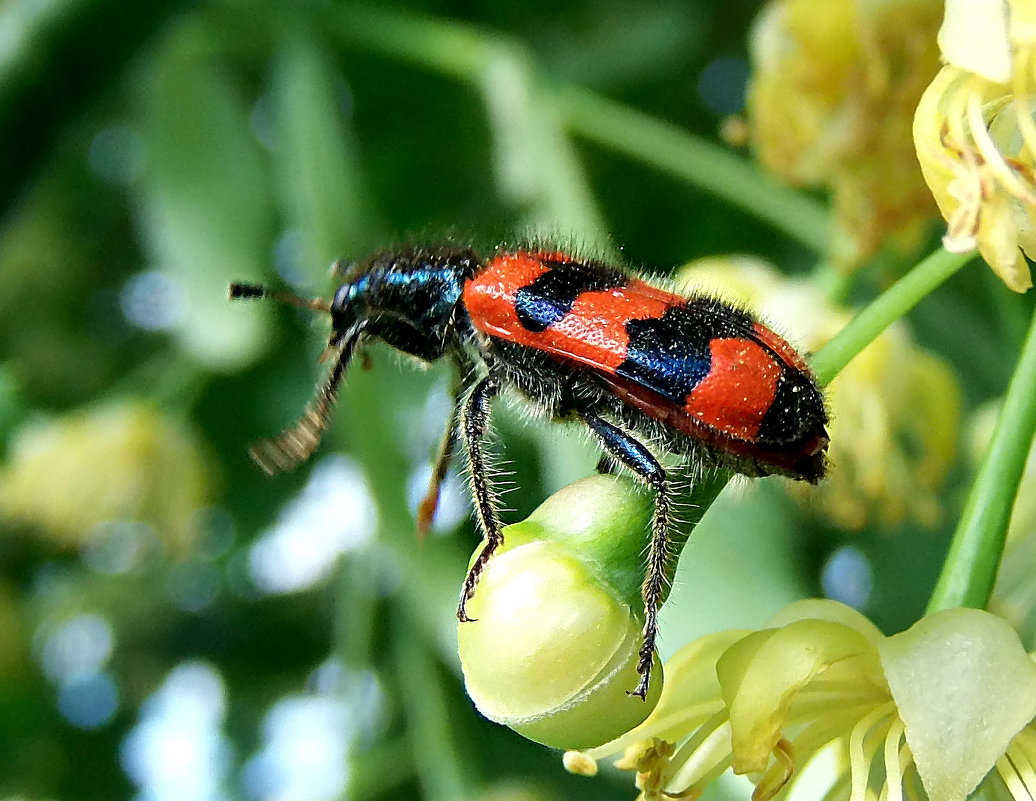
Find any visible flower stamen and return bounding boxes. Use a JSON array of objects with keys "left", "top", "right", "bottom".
[
  {"left": 965, "top": 88, "right": 1036, "bottom": 206},
  {"left": 937, "top": 85, "right": 987, "bottom": 249},
  {"left": 753, "top": 737, "right": 795, "bottom": 801},
  {"left": 1001, "top": 740, "right": 1036, "bottom": 800},
  {"left": 634, "top": 738, "right": 677, "bottom": 799},
  {"left": 998, "top": 752, "right": 1033, "bottom": 801},
  {"left": 882, "top": 718, "right": 907, "bottom": 801},
  {"left": 562, "top": 750, "right": 598, "bottom": 777},
  {"left": 848, "top": 702, "right": 898, "bottom": 801}
]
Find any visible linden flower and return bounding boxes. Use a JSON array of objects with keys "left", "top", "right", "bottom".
[
  {"left": 675, "top": 257, "right": 959, "bottom": 529},
  {"left": 746, "top": 0, "right": 942, "bottom": 266},
  {"left": 0, "top": 400, "right": 212, "bottom": 552},
  {"left": 913, "top": 0, "right": 1036, "bottom": 292},
  {"left": 565, "top": 599, "right": 1036, "bottom": 801}
]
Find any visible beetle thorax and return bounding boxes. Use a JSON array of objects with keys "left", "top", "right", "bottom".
[{"left": 329, "top": 247, "right": 480, "bottom": 360}]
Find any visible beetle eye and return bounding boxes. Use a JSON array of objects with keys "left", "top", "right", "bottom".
[
  {"left": 331, "top": 283, "right": 353, "bottom": 311},
  {"left": 330, "top": 258, "right": 361, "bottom": 281}
]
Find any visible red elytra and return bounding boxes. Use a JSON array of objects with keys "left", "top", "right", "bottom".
[
  {"left": 232, "top": 244, "right": 829, "bottom": 700},
  {"left": 464, "top": 250, "right": 806, "bottom": 463}
]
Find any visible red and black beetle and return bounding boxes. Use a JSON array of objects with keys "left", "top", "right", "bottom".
[{"left": 231, "top": 245, "right": 829, "bottom": 698}]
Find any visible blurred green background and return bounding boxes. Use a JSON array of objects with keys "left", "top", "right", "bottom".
[{"left": 0, "top": 1, "right": 1030, "bottom": 800}]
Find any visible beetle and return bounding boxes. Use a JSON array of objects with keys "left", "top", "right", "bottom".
[{"left": 230, "top": 245, "right": 829, "bottom": 698}]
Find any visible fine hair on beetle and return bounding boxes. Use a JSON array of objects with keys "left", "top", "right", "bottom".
[{"left": 230, "top": 244, "right": 829, "bottom": 699}]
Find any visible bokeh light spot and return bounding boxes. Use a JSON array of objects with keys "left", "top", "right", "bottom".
[
  {"left": 698, "top": 55, "right": 749, "bottom": 115},
  {"left": 120, "top": 271, "right": 187, "bottom": 331},
  {"left": 121, "top": 662, "right": 230, "bottom": 801},
  {"left": 821, "top": 545, "right": 873, "bottom": 610},
  {"left": 249, "top": 455, "right": 376, "bottom": 595},
  {"left": 38, "top": 612, "right": 115, "bottom": 684}
]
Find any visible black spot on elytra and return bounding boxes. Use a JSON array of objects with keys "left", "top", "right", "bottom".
[
  {"left": 756, "top": 369, "right": 827, "bottom": 447},
  {"left": 514, "top": 259, "right": 627, "bottom": 332},
  {"left": 616, "top": 305, "right": 715, "bottom": 402}
]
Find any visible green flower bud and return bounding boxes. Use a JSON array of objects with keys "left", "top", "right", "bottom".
[{"left": 457, "top": 474, "right": 663, "bottom": 750}]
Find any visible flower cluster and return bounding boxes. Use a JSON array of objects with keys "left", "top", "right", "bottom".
[
  {"left": 0, "top": 400, "right": 212, "bottom": 552},
  {"left": 566, "top": 599, "right": 1036, "bottom": 801},
  {"left": 746, "top": 0, "right": 942, "bottom": 267},
  {"left": 914, "top": 0, "right": 1036, "bottom": 292}
]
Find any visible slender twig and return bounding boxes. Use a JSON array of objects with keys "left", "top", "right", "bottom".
[{"left": 927, "top": 302, "right": 1036, "bottom": 612}]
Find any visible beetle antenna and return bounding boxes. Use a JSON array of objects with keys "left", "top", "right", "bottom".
[
  {"left": 228, "top": 282, "right": 331, "bottom": 314},
  {"left": 247, "top": 330, "right": 361, "bottom": 474}
]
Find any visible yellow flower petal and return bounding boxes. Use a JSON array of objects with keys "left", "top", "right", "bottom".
[
  {"left": 879, "top": 608, "right": 1036, "bottom": 801},
  {"left": 621, "top": 629, "right": 749, "bottom": 747},
  {"left": 764, "top": 598, "right": 885, "bottom": 643},
  {"left": 1012, "top": 0, "right": 1036, "bottom": 46},
  {"left": 939, "top": 0, "right": 1012, "bottom": 83},
  {"left": 717, "top": 618, "right": 885, "bottom": 774}
]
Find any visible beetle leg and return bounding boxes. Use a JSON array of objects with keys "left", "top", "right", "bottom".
[
  {"left": 580, "top": 411, "right": 671, "bottom": 700},
  {"left": 457, "top": 375, "right": 502, "bottom": 623},
  {"left": 248, "top": 328, "right": 363, "bottom": 474},
  {"left": 416, "top": 383, "right": 463, "bottom": 539}
]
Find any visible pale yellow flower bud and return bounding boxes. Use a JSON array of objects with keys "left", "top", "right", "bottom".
[{"left": 457, "top": 475, "right": 663, "bottom": 750}]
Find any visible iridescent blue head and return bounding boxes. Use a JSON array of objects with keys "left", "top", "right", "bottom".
[
  {"left": 227, "top": 246, "right": 483, "bottom": 472},
  {"left": 327, "top": 246, "right": 480, "bottom": 360}
]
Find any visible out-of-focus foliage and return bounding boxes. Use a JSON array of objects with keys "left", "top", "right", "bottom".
[{"left": 0, "top": 1, "right": 1029, "bottom": 800}]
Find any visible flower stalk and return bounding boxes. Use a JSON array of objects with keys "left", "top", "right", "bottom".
[
  {"left": 928, "top": 301, "right": 1036, "bottom": 613},
  {"left": 809, "top": 248, "right": 973, "bottom": 385}
]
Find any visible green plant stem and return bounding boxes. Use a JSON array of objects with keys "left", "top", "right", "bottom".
[
  {"left": 810, "top": 249, "right": 973, "bottom": 385},
  {"left": 557, "top": 86, "right": 830, "bottom": 253},
  {"left": 331, "top": 4, "right": 496, "bottom": 80},
  {"left": 927, "top": 302, "right": 1036, "bottom": 613}
]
